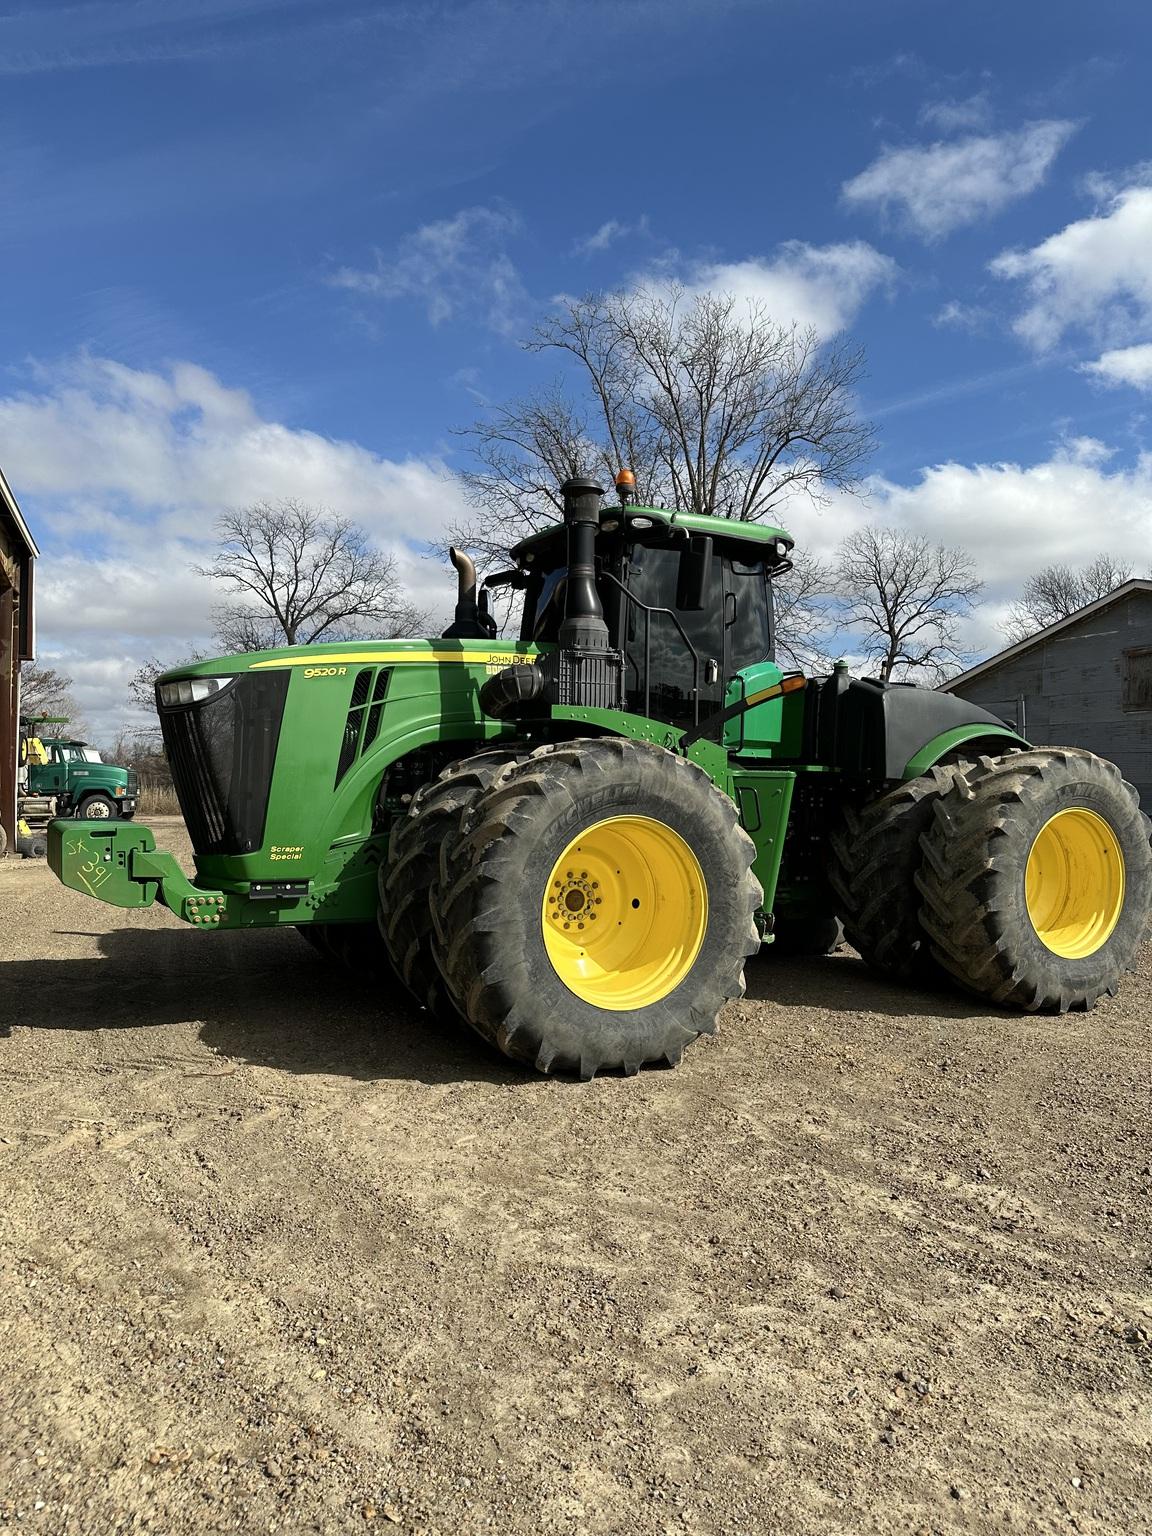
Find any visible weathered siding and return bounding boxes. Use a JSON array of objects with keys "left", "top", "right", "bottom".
[
  {"left": 1, "top": 521, "right": 24, "bottom": 848},
  {"left": 949, "top": 591, "right": 1152, "bottom": 806},
  {"left": 1, "top": 474, "right": 37, "bottom": 852}
]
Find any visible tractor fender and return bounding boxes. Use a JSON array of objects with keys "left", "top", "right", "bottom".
[
  {"left": 901, "top": 722, "right": 1027, "bottom": 779},
  {"left": 806, "top": 673, "right": 1028, "bottom": 782}
]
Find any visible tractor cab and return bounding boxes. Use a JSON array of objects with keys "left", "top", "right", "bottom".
[{"left": 499, "top": 483, "right": 795, "bottom": 730}]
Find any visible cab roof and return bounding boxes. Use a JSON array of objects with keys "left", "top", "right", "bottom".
[{"left": 510, "top": 503, "right": 793, "bottom": 565}]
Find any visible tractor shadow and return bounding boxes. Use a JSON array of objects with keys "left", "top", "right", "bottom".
[
  {"left": 5, "top": 926, "right": 992, "bottom": 1086},
  {"left": 744, "top": 946, "right": 994, "bottom": 1022},
  {"left": 1, "top": 926, "right": 526, "bottom": 1087}
]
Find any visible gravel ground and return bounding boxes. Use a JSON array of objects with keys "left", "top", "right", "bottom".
[{"left": 2, "top": 816, "right": 1150, "bottom": 1536}]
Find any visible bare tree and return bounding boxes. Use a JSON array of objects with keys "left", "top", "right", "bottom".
[
  {"left": 451, "top": 286, "right": 873, "bottom": 568},
  {"left": 18, "top": 664, "right": 79, "bottom": 729},
  {"left": 195, "top": 499, "right": 427, "bottom": 649},
  {"left": 772, "top": 557, "right": 837, "bottom": 672},
  {"left": 1003, "top": 556, "right": 1135, "bottom": 643},
  {"left": 835, "top": 526, "right": 983, "bottom": 683}
]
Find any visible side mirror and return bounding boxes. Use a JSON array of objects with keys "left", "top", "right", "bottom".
[{"left": 676, "top": 535, "right": 712, "bottom": 611}]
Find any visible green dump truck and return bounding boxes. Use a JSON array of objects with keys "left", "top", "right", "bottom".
[
  {"left": 48, "top": 476, "right": 1151, "bottom": 1077},
  {"left": 27, "top": 735, "right": 138, "bottom": 820}
]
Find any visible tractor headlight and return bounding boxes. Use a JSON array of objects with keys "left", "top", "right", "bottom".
[{"left": 157, "top": 676, "right": 235, "bottom": 708}]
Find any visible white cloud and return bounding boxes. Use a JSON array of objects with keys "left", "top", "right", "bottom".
[
  {"left": 674, "top": 241, "right": 897, "bottom": 336},
  {"left": 992, "top": 185, "right": 1152, "bottom": 351},
  {"left": 843, "top": 120, "right": 1076, "bottom": 240},
  {"left": 573, "top": 216, "right": 650, "bottom": 256},
  {"left": 3, "top": 355, "right": 469, "bottom": 739},
  {"left": 782, "top": 441, "right": 1152, "bottom": 598},
  {"left": 932, "top": 298, "right": 990, "bottom": 331},
  {"left": 575, "top": 219, "right": 627, "bottom": 255},
  {"left": 1079, "top": 161, "right": 1152, "bottom": 204},
  {"left": 330, "top": 206, "right": 528, "bottom": 335},
  {"left": 1083, "top": 342, "right": 1152, "bottom": 390},
  {"left": 919, "top": 92, "right": 993, "bottom": 132}
]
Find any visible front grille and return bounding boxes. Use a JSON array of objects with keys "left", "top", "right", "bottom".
[
  {"left": 126, "top": 769, "right": 139, "bottom": 797},
  {"left": 334, "top": 667, "right": 392, "bottom": 788},
  {"left": 159, "top": 671, "right": 289, "bottom": 854}
]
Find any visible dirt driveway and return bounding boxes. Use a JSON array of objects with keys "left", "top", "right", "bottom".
[{"left": 2, "top": 817, "right": 1150, "bottom": 1535}]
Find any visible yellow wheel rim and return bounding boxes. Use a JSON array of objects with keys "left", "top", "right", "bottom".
[
  {"left": 1025, "top": 808, "right": 1125, "bottom": 959},
  {"left": 541, "top": 815, "right": 708, "bottom": 1010}
]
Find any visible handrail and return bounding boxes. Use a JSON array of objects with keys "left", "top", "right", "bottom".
[{"left": 596, "top": 570, "right": 703, "bottom": 726}]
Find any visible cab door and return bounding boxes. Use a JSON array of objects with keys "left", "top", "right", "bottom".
[
  {"left": 44, "top": 744, "right": 69, "bottom": 794},
  {"left": 723, "top": 556, "right": 773, "bottom": 677},
  {"left": 622, "top": 543, "right": 726, "bottom": 727}
]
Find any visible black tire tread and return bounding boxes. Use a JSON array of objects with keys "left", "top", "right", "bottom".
[
  {"left": 380, "top": 747, "right": 525, "bottom": 1013},
  {"left": 295, "top": 920, "right": 394, "bottom": 981},
  {"left": 827, "top": 762, "right": 972, "bottom": 981}
]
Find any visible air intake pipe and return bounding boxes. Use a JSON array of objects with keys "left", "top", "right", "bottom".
[{"left": 558, "top": 477, "right": 609, "bottom": 651}]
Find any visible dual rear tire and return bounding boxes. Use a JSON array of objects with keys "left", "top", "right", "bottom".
[
  {"left": 833, "top": 748, "right": 1151, "bottom": 1012},
  {"left": 917, "top": 749, "right": 1149, "bottom": 1011}
]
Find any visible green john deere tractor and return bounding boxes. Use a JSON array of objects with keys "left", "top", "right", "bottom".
[{"left": 48, "top": 476, "right": 1151, "bottom": 1077}]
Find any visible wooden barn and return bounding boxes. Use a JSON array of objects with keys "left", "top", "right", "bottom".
[
  {"left": 1, "top": 466, "right": 38, "bottom": 855},
  {"left": 942, "top": 579, "right": 1152, "bottom": 808}
]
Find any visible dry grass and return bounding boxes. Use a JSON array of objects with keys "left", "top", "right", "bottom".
[{"left": 137, "top": 783, "right": 181, "bottom": 816}]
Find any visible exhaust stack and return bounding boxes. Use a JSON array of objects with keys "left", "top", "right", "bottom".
[{"left": 442, "top": 547, "right": 492, "bottom": 639}]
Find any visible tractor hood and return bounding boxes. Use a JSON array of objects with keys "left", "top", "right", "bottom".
[{"left": 155, "top": 636, "right": 522, "bottom": 683}]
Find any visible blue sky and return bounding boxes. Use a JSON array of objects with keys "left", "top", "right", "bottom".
[{"left": 3, "top": 0, "right": 1152, "bottom": 737}]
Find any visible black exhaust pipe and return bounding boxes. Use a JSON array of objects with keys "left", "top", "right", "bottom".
[
  {"left": 558, "top": 477, "right": 608, "bottom": 651},
  {"left": 442, "top": 546, "right": 493, "bottom": 639}
]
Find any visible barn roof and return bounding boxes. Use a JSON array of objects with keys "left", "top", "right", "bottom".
[
  {"left": 0, "top": 464, "right": 38, "bottom": 559},
  {"left": 942, "top": 578, "right": 1152, "bottom": 694}
]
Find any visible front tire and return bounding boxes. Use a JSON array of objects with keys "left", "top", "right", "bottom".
[
  {"left": 430, "top": 738, "right": 761, "bottom": 1078},
  {"left": 295, "top": 921, "right": 395, "bottom": 981},
  {"left": 916, "top": 748, "right": 1151, "bottom": 1012}
]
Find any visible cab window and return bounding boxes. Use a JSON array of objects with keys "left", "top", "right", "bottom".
[{"left": 726, "top": 557, "right": 772, "bottom": 671}]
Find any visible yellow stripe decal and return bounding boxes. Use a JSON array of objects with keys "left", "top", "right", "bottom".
[
  {"left": 745, "top": 676, "right": 805, "bottom": 707},
  {"left": 249, "top": 651, "right": 534, "bottom": 669}
]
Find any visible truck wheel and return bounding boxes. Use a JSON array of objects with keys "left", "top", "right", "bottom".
[
  {"left": 380, "top": 749, "right": 525, "bottom": 1014},
  {"left": 916, "top": 748, "right": 1152, "bottom": 1011},
  {"left": 78, "top": 793, "right": 119, "bottom": 820},
  {"left": 0, "top": 821, "right": 7, "bottom": 857},
  {"left": 430, "top": 738, "right": 762, "bottom": 1078},
  {"left": 827, "top": 763, "right": 971, "bottom": 982}
]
